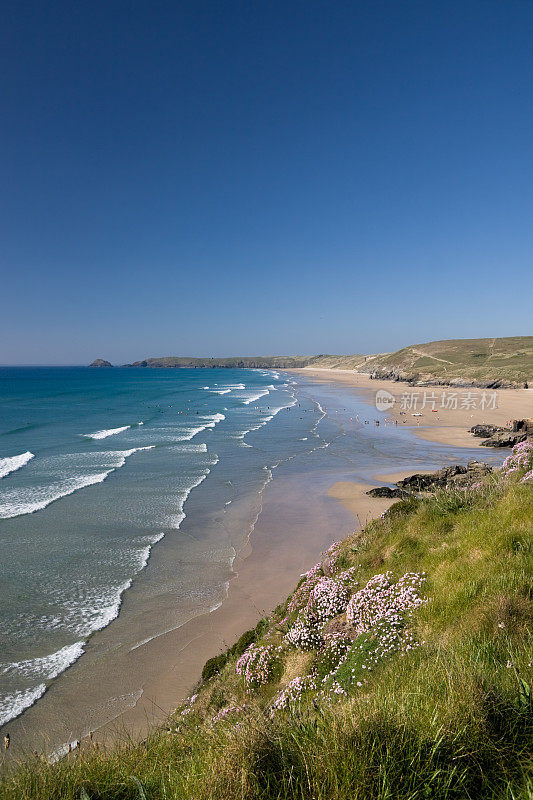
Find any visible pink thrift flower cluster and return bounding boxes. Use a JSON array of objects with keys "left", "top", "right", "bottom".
[
  {"left": 286, "top": 568, "right": 359, "bottom": 649},
  {"left": 212, "top": 704, "right": 246, "bottom": 725},
  {"left": 346, "top": 571, "right": 426, "bottom": 635},
  {"left": 501, "top": 440, "right": 533, "bottom": 477},
  {"left": 322, "top": 541, "right": 343, "bottom": 574},
  {"left": 236, "top": 644, "right": 282, "bottom": 691},
  {"left": 320, "top": 632, "right": 352, "bottom": 664},
  {"left": 285, "top": 614, "right": 324, "bottom": 650},
  {"left": 270, "top": 675, "right": 316, "bottom": 711},
  {"left": 287, "top": 563, "right": 322, "bottom": 614},
  {"left": 315, "top": 633, "right": 353, "bottom": 680},
  {"left": 306, "top": 576, "right": 352, "bottom": 624},
  {"left": 179, "top": 693, "right": 198, "bottom": 717}
]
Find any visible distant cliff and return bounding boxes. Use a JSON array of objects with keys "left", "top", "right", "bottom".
[
  {"left": 120, "top": 336, "right": 532, "bottom": 386},
  {"left": 89, "top": 359, "right": 113, "bottom": 367},
  {"left": 123, "top": 355, "right": 318, "bottom": 369}
]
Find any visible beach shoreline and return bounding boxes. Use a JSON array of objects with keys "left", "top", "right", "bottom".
[
  {"left": 77, "top": 372, "right": 516, "bottom": 746},
  {"left": 2, "top": 370, "right": 516, "bottom": 761},
  {"left": 290, "top": 367, "right": 533, "bottom": 449}
]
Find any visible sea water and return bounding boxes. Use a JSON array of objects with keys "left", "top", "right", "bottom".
[
  {"left": 0, "top": 367, "right": 504, "bottom": 741},
  {"left": 0, "top": 367, "right": 305, "bottom": 727}
]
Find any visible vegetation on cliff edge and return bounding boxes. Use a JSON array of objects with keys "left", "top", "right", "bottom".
[{"left": 1, "top": 442, "right": 532, "bottom": 799}]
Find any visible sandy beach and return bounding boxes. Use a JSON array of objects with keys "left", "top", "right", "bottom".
[
  {"left": 2, "top": 371, "right": 512, "bottom": 761},
  {"left": 93, "top": 374, "right": 512, "bottom": 743},
  {"left": 293, "top": 368, "right": 533, "bottom": 449}
]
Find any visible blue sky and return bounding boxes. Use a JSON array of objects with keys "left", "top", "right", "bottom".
[{"left": 2, "top": 0, "right": 532, "bottom": 364}]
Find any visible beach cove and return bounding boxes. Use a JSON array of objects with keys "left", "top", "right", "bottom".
[{"left": 0, "top": 369, "right": 515, "bottom": 760}]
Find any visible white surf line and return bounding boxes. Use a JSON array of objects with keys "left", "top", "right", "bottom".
[
  {"left": 82, "top": 426, "right": 131, "bottom": 440},
  {"left": 0, "top": 447, "right": 155, "bottom": 519},
  {"left": 0, "top": 451, "right": 35, "bottom": 479}
]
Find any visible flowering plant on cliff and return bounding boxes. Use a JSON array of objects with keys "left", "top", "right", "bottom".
[
  {"left": 212, "top": 704, "right": 246, "bottom": 725},
  {"left": 346, "top": 571, "right": 426, "bottom": 635},
  {"left": 287, "top": 563, "right": 323, "bottom": 614},
  {"left": 270, "top": 675, "right": 316, "bottom": 711},
  {"left": 285, "top": 613, "right": 325, "bottom": 650},
  {"left": 306, "top": 576, "right": 352, "bottom": 624},
  {"left": 501, "top": 440, "right": 533, "bottom": 477},
  {"left": 285, "top": 568, "right": 358, "bottom": 650},
  {"left": 236, "top": 644, "right": 282, "bottom": 691},
  {"left": 316, "top": 633, "right": 353, "bottom": 678}
]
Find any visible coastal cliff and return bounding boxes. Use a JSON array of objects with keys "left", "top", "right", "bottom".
[
  {"left": 123, "top": 356, "right": 314, "bottom": 369},
  {"left": 121, "top": 336, "right": 533, "bottom": 387},
  {"left": 3, "top": 441, "right": 532, "bottom": 799}
]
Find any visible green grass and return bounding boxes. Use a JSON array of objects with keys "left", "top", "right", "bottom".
[
  {"left": 310, "top": 336, "right": 533, "bottom": 384},
  {"left": 1, "top": 471, "right": 532, "bottom": 799},
  {"left": 122, "top": 336, "right": 532, "bottom": 383},
  {"left": 364, "top": 336, "right": 533, "bottom": 384}
]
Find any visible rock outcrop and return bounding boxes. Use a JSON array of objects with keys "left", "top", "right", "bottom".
[
  {"left": 89, "top": 359, "right": 113, "bottom": 367},
  {"left": 473, "top": 419, "right": 533, "bottom": 448},
  {"left": 480, "top": 431, "right": 527, "bottom": 448},
  {"left": 470, "top": 424, "right": 505, "bottom": 438},
  {"left": 366, "top": 486, "right": 412, "bottom": 499},
  {"left": 367, "top": 461, "right": 494, "bottom": 498},
  {"left": 396, "top": 461, "right": 493, "bottom": 490}
]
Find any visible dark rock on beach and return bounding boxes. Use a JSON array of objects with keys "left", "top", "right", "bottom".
[
  {"left": 366, "top": 486, "right": 412, "bottom": 499},
  {"left": 395, "top": 461, "right": 493, "bottom": 491},
  {"left": 480, "top": 431, "right": 527, "bottom": 448},
  {"left": 470, "top": 423, "right": 505, "bottom": 438},
  {"left": 470, "top": 418, "right": 532, "bottom": 448}
]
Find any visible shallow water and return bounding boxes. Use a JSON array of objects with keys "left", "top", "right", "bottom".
[
  {"left": 0, "top": 368, "right": 504, "bottom": 754},
  {"left": 0, "top": 367, "right": 305, "bottom": 727}
]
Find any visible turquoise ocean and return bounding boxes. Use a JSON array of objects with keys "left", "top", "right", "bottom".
[
  {"left": 0, "top": 367, "right": 305, "bottom": 728},
  {"left": 0, "top": 367, "right": 504, "bottom": 749}
]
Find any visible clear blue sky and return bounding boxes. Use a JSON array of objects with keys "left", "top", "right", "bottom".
[{"left": 2, "top": 0, "right": 532, "bottom": 364}]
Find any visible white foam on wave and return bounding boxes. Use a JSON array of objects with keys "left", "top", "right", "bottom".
[
  {"left": 204, "top": 413, "right": 226, "bottom": 423},
  {"left": 237, "top": 403, "right": 290, "bottom": 443},
  {"left": 242, "top": 388, "right": 271, "bottom": 405},
  {"left": 0, "top": 684, "right": 46, "bottom": 727},
  {"left": 0, "top": 451, "right": 35, "bottom": 479},
  {"left": 165, "top": 459, "right": 219, "bottom": 529},
  {"left": 0, "top": 641, "right": 89, "bottom": 727},
  {"left": 176, "top": 412, "right": 225, "bottom": 442},
  {"left": 72, "top": 529, "right": 165, "bottom": 637},
  {"left": 0, "top": 641, "right": 85, "bottom": 681},
  {"left": 210, "top": 388, "right": 231, "bottom": 394},
  {"left": 237, "top": 384, "right": 278, "bottom": 406},
  {"left": 83, "top": 426, "right": 131, "bottom": 439},
  {"left": 175, "top": 443, "right": 208, "bottom": 453},
  {"left": 0, "top": 447, "right": 155, "bottom": 519}
]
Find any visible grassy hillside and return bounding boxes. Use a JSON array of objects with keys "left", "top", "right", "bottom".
[
  {"left": 311, "top": 337, "right": 533, "bottom": 385},
  {"left": 122, "top": 336, "right": 533, "bottom": 384},
  {"left": 2, "top": 442, "right": 532, "bottom": 799}
]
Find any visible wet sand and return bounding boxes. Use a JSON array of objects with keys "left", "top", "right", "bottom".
[
  {"left": 327, "top": 480, "right": 399, "bottom": 528},
  {"left": 294, "top": 368, "right": 533, "bottom": 448},
  {"left": 3, "top": 373, "right": 510, "bottom": 762}
]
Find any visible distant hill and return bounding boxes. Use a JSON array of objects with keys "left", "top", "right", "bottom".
[
  {"left": 122, "top": 337, "right": 532, "bottom": 386},
  {"left": 124, "top": 355, "right": 319, "bottom": 369},
  {"left": 349, "top": 336, "right": 533, "bottom": 387}
]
